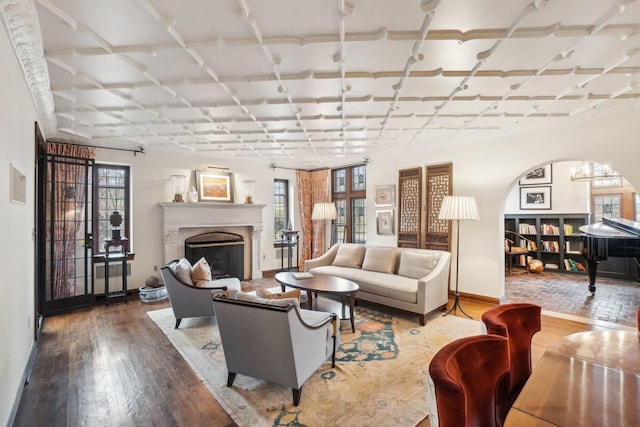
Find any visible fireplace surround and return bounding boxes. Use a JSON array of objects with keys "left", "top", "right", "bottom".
[{"left": 160, "top": 202, "right": 265, "bottom": 280}]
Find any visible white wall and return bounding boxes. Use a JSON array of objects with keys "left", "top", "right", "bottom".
[{"left": 0, "top": 22, "right": 37, "bottom": 426}]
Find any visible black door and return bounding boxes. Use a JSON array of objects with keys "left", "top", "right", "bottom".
[{"left": 37, "top": 147, "right": 95, "bottom": 314}]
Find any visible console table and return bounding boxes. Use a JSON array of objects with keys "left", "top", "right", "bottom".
[
  {"left": 275, "top": 230, "right": 299, "bottom": 271},
  {"left": 94, "top": 238, "right": 135, "bottom": 304}
]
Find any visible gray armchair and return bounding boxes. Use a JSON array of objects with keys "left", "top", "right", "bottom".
[
  {"left": 212, "top": 293, "right": 339, "bottom": 406},
  {"left": 160, "top": 260, "right": 241, "bottom": 328}
]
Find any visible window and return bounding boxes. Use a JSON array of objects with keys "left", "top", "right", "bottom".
[
  {"left": 592, "top": 163, "right": 622, "bottom": 188},
  {"left": 274, "top": 179, "right": 289, "bottom": 240},
  {"left": 635, "top": 194, "right": 639, "bottom": 221},
  {"left": 332, "top": 164, "right": 366, "bottom": 243},
  {"left": 593, "top": 194, "right": 621, "bottom": 223},
  {"left": 93, "top": 164, "right": 130, "bottom": 253}
]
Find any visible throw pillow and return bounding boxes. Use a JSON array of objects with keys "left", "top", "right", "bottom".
[
  {"left": 234, "top": 290, "right": 299, "bottom": 308},
  {"left": 398, "top": 251, "right": 438, "bottom": 279},
  {"left": 332, "top": 244, "right": 366, "bottom": 268},
  {"left": 256, "top": 287, "right": 301, "bottom": 303},
  {"left": 173, "top": 258, "right": 194, "bottom": 285},
  {"left": 191, "top": 257, "right": 212, "bottom": 287},
  {"left": 361, "top": 247, "right": 398, "bottom": 274}
]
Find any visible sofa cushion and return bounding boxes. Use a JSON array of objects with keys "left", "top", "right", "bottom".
[
  {"left": 309, "top": 265, "right": 418, "bottom": 304},
  {"left": 234, "top": 290, "right": 299, "bottom": 308},
  {"left": 256, "top": 287, "right": 301, "bottom": 303},
  {"left": 361, "top": 246, "right": 398, "bottom": 274},
  {"left": 191, "top": 257, "right": 212, "bottom": 287},
  {"left": 332, "top": 244, "right": 366, "bottom": 268},
  {"left": 398, "top": 250, "right": 438, "bottom": 279},
  {"left": 172, "top": 258, "right": 194, "bottom": 285}
]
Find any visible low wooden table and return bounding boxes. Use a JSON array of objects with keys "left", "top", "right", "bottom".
[
  {"left": 275, "top": 272, "right": 359, "bottom": 332},
  {"left": 505, "top": 330, "right": 640, "bottom": 426}
]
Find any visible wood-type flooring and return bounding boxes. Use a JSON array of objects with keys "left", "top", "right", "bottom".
[{"left": 12, "top": 273, "right": 636, "bottom": 427}]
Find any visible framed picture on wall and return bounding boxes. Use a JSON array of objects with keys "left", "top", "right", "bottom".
[
  {"left": 520, "top": 164, "right": 552, "bottom": 186},
  {"left": 375, "top": 185, "right": 395, "bottom": 206},
  {"left": 196, "top": 171, "right": 234, "bottom": 202},
  {"left": 376, "top": 210, "right": 395, "bottom": 235},
  {"left": 520, "top": 186, "right": 551, "bottom": 210}
]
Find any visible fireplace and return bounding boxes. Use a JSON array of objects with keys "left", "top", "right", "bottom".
[
  {"left": 185, "top": 232, "right": 244, "bottom": 279},
  {"left": 160, "top": 202, "right": 265, "bottom": 280}
]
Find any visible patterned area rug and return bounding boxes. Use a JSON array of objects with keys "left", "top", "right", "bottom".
[{"left": 148, "top": 304, "right": 481, "bottom": 427}]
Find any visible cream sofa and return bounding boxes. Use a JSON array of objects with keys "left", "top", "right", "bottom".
[{"left": 304, "top": 243, "right": 451, "bottom": 325}]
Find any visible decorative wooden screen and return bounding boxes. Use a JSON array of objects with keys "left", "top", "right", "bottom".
[
  {"left": 424, "top": 163, "right": 453, "bottom": 251},
  {"left": 397, "top": 167, "right": 422, "bottom": 248}
]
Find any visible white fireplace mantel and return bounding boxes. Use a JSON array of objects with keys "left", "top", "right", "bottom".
[{"left": 160, "top": 202, "right": 265, "bottom": 279}]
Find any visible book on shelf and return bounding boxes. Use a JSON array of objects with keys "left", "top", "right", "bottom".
[
  {"left": 518, "top": 223, "right": 537, "bottom": 234},
  {"left": 541, "top": 223, "right": 560, "bottom": 235},
  {"left": 564, "top": 224, "right": 574, "bottom": 235},
  {"left": 292, "top": 272, "right": 313, "bottom": 279},
  {"left": 545, "top": 263, "right": 559, "bottom": 269}
]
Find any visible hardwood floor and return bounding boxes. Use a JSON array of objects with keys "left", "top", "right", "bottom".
[{"left": 13, "top": 283, "right": 632, "bottom": 427}]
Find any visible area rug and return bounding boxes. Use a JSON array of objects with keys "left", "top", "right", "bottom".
[{"left": 148, "top": 304, "right": 481, "bottom": 427}]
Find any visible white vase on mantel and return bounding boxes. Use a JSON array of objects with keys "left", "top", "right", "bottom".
[{"left": 187, "top": 187, "right": 199, "bottom": 203}]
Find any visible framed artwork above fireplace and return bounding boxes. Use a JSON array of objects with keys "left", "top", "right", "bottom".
[{"left": 196, "top": 171, "right": 234, "bottom": 203}]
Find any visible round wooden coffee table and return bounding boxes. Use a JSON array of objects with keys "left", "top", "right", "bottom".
[{"left": 275, "top": 271, "right": 359, "bottom": 332}]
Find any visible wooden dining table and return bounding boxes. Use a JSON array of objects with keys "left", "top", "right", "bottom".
[{"left": 505, "top": 330, "right": 640, "bottom": 427}]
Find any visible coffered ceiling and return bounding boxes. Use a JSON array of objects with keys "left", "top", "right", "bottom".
[{"left": 3, "top": 0, "right": 640, "bottom": 168}]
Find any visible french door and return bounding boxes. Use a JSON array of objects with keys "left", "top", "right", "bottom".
[{"left": 37, "top": 147, "right": 95, "bottom": 315}]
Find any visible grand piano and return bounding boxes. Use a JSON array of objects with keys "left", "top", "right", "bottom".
[{"left": 580, "top": 217, "right": 640, "bottom": 294}]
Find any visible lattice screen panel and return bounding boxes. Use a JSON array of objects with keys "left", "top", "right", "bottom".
[
  {"left": 397, "top": 167, "right": 422, "bottom": 248},
  {"left": 424, "top": 163, "right": 453, "bottom": 251}
]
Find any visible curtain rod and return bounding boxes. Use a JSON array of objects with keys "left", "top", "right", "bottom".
[
  {"left": 48, "top": 140, "right": 146, "bottom": 155},
  {"left": 269, "top": 156, "right": 370, "bottom": 172}
]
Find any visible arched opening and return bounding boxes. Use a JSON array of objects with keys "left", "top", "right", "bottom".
[{"left": 502, "top": 160, "right": 639, "bottom": 328}]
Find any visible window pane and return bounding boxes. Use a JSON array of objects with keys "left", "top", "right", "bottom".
[
  {"left": 636, "top": 194, "right": 640, "bottom": 221},
  {"left": 333, "top": 169, "right": 346, "bottom": 193},
  {"left": 351, "top": 165, "right": 366, "bottom": 191},
  {"left": 273, "top": 179, "right": 288, "bottom": 240},
  {"left": 593, "top": 163, "right": 621, "bottom": 187},
  {"left": 351, "top": 198, "right": 367, "bottom": 243},
  {"left": 594, "top": 194, "right": 620, "bottom": 223},
  {"left": 334, "top": 199, "right": 347, "bottom": 244}
]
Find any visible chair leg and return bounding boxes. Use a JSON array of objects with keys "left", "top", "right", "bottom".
[
  {"left": 174, "top": 318, "right": 182, "bottom": 329},
  {"left": 227, "top": 372, "right": 237, "bottom": 387},
  {"left": 292, "top": 387, "right": 302, "bottom": 406}
]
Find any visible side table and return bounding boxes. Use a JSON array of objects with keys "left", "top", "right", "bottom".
[{"left": 95, "top": 238, "right": 135, "bottom": 304}]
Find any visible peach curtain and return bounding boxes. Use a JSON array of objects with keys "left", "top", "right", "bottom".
[
  {"left": 45, "top": 143, "right": 95, "bottom": 299},
  {"left": 296, "top": 169, "right": 330, "bottom": 267}
]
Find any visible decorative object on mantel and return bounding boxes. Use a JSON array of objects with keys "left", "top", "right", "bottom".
[
  {"left": 170, "top": 174, "right": 186, "bottom": 202},
  {"left": 196, "top": 170, "right": 234, "bottom": 203},
  {"left": 109, "top": 210, "right": 123, "bottom": 239},
  {"left": 242, "top": 179, "right": 255, "bottom": 204},
  {"left": 187, "top": 187, "right": 198, "bottom": 203}
]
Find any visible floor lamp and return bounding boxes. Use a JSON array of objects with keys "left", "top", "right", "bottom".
[
  {"left": 311, "top": 202, "right": 338, "bottom": 253},
  {"left": 438, "top": 195, "right": 480, "bottom": 319}
]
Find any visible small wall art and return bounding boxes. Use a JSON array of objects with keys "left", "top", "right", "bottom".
[
  {"left": 196, "top": 170, "right": 234, "bottom": 203},
  {"left": 10, "top": 163, "right": 27, "bottom": 205},
  {"left": 520, "top": 164, "right": 552, "bottom": 186},
  {"left": 375, "top": 185, "right": 395, "bottom": 206},
  {"left": 520, "top": 186, "right": 551, "bottom": 210},
  {"left": 376, "top": 209, "right": 395, "bottom": 235}
]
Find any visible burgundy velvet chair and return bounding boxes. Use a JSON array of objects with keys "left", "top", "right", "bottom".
[
  {"left": 481, "top": 303, "right": 541, "bottom": 418},
  {"left": 428, "top": 334, "right": 510, "bottom": 427}
]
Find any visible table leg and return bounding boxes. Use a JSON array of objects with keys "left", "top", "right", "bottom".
[
  {"left": 349, "top": 293, "right": 356, "bottom": 333},
  {"left": 307, "top": 291, "right": 314, "bottom": 310}
]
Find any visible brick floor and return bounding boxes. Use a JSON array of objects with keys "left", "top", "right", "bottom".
[{"left": 505, "top": 271, "right": 639, "bottom": 327}]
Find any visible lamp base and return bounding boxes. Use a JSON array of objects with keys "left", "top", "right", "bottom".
[
  {"left": 173, "top": 194, "right": 184, "bottom": 203},
  {"left": 244, "top": 197, "right": 253, "bottom": 204},
  {"left": 443, "top": 291, "right": 472, "bottom": 319}
]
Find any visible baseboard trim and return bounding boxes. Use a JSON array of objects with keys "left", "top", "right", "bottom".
[
  {"left": 7, "top": 340, "right": 37, "bottom": 427},
  {"left": 450, "top": 290, "right": 500, "bottom": 305}
]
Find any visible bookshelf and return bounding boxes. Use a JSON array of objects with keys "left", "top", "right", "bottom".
[{"left": 505, "top": 213, "right": 590, "bottom": 274}]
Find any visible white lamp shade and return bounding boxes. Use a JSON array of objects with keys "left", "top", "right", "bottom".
[
  {"left": 438, "top": 196, "right": 480, "bottom": 221},
  {"left": 312, "top": 202, "right": 338, "bottom": 220}
]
